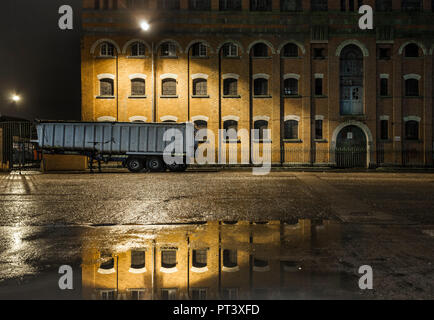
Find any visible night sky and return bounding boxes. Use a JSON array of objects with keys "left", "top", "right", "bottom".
[{"left": 0, "top": 0, "right": 82, "bottom": 121}]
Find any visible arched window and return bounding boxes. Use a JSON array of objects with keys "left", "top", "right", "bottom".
[
  {"left": 376, "top": 0, "right": 392, "bottom": 11},
  {"left": 284, "top": 120, "right": 299, "bottom": 140},
  {"left": 252, "top": 43, "right": 269, "bottom": 57},
  {"left": 281, "top": 0, "right": 302, "bottom": 11},
  {"left": 100, "top": 256, "right": 114, "bottom": 270},
  {"left": 220, "top": 0, "right": 242, "bottom": 10},
  {"left": 192, "top": 43, "right": 207, "bottom": 57},
  {"left": 160, "top": 42, "right": 177, "bottom": 57},
  {"left": 401, "top": 0, "right": 422, "bottom": 12},
  {"left": 193, "top": 78, "right": 208, "bottom": 96},
  {"left": 223, "top": 78, "right": 238, "bottom": 96},
  {"left": 131, "top": 78, "right": 146, "bottom": 96},
  {"left": 254, "top": 120, "right": 269, "bottom": 140},
  {"left": 405, "top": 79, "right": 419, "bottom": 96},
  {"left": 282, "top": 43, "right": 299, "bottom": 57},
  {"left": 100, "top": 42, "right": 115, "bottom": 57},
  {"left": 223, "top": 249, "right": 237, "bottom": 268},
  {"left": 158, "top": 0, "right": 180, "bottom": 10},
  {"left": 100, "top": 78, "right": 114, "bottom": 96},
  {"left": 254, "top": 78, "right": 268, "bottom": 96},
  {"left": 162, "top": 79, "right": 177, "bottom": 96},
  {"left": 127, "top": 0, "right": 148, "bottom": 8},
  {"left": 223, "top": 120, "right": 238, "bottom": 141},
  {"left": 405, "top": 120, "right": 419, "bottom": 140},
  {"left": 311, "top": 0, "right": 328, "bottom": 11},
  {"left": 250, "top": 0, "right": 272, "bottom": 11},
  {"left": 130, "top": 42, "right": 145, "bottom": 56},
  {"left": 283, "top": 78, "right": 299, "bottom": 96},
  {"left": 130, "top": 250, "right": 145, "bottom": 269},
  {"left": 253, "top": 258, "right": 269, "bottom": 268},
  {"left": 189, "top": 0, "right": 211, "bottom": 10},
  {"left": 161, "top": 250, "right": 177, "bottom": 269},
  {"left": 404, "top": 43, "right": 420, "bottom": 57},
  {"left": 222, "top": 43, "right": 238, "bottom": 57}
]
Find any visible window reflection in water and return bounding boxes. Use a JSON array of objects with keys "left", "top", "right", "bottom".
[{"left": 82, "top": 220, "right": 353, "bottom": 300}]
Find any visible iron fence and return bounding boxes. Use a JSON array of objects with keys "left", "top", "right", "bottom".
[{"left": 0, "top": 122, "right": 41, "bottom": 171}]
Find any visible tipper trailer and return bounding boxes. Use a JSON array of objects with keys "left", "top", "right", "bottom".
[{"left": 33, "top": 121, "right": 196, "bottom": 172}]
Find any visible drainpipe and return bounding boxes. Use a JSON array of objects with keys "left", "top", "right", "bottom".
[
  {"left": 280, "top": 53, "right": 284, "bottom": 165},
  {"left": 116, "top": 54, "right": 119, "bottom": 121},
  {"left": 187, "top": 47, "right": 191, "bottom": 121},
  {"left": 218, "top": 46, "right": 222, "bottom": 164},
  {"left": 249, "top": 52, "right": 253, "bottom": 165},
  {"left": 152, "top": 42, "right": 156, "bottom": 122}
]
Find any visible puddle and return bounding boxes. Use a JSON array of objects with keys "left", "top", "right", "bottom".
[{"left": 0, "top": 220, "right": 362, "bottom": 300}]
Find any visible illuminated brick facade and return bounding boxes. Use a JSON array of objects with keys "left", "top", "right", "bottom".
[{"left": 81, "top": 0, "right": 434, "bottom": 167}]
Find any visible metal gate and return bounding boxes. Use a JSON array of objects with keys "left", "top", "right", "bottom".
[
  {"left": 0, "top": 122, "right": 41, "bottom": 171},
  {"left": 335, "top": 125, "right": 367, "bottom": 168}
]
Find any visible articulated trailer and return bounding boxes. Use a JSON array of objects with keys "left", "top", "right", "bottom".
[{"left": 34, "top": 121, "right": 196, "bottom": 172}]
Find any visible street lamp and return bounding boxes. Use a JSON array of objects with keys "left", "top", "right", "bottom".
[
  {"left": 140, "top": 21, "right": 150, "bottom": 31},
  {"left": 12, "top": 95, "right": 21, "bottom": 102}
]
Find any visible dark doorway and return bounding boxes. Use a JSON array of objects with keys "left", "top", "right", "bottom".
[{"left": 336, "top": 125, "right": 367, "bottom": 168}]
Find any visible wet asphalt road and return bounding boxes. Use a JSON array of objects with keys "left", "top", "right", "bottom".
[{"left": 0, "top": 170, "right": 433, "bottom": 299}]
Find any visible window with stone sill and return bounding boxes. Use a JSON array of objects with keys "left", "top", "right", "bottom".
[
  {"left": 254, "top": 78, "right": 268, "bottom": 96},
  {"left": 193, "top": 78, "right": 208, "bottom": 96},
  {"left": 131, "top": 79, "right": 146, "bottom": 96},
  {"left": 223, "top": 78, "right": 238, "bottom": 96},
  {"left": 315, "top": 119, "right": 323, "bottom": 140},
  {"left": 100, "top": 79, "right": 114, "bottom": 96},
  {"left": 283, "top": 78, "right": 298, "bottom": 96},
  {"left": 405, "top": 120, "right": 419, "bottom": 140},
  {"left": 284, "top": 120, "right": 299, "bottom": 140},
  {"left": 405, "top": 79, "right": 419, "bottom": 97},
  {"left": 380, "top": 78, "right": 388, "bottom": 96},
  {"left": 315, "top": 78, "right": 323, "bottom": 96},
  {"left": 162, "top": 79, "right": 177, "bottom": 96},
  {"left": 404, "top": 43, "right": 420, "bottom": 57}
]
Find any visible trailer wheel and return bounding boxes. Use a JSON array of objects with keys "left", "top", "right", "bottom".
[
  {"left": 167, "top": 163, "right": 187, "bottom": 172},
  {"left": 126, "top": 157, "right": 144, "bottom": 173},
  {"left": 147, "top": 157, "right": 165, "bottom": 172}
]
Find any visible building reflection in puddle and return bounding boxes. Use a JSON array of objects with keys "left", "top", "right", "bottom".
[{"left": 82, "top": 220, "right": 356, "bottom": 300}]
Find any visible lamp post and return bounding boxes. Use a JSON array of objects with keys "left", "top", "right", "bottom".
[{"left": 140, "top": 21, "right": 155, "bottom": 122}]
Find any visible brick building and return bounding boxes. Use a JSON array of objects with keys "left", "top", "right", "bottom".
[{"left": 81, "top": 0, "right": 434, "bottom": 167}]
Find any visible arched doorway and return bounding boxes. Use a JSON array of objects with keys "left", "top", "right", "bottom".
[
  {"left": 336, "top": 125, "right": 367, "bottom": 168},
  {"left": 340, "top": 45, "right": 363, "bottom": 115}
]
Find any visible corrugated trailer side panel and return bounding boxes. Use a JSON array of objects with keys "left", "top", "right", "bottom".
[{"left": 36, "top": 122, "right": 192, "bottom": 156}]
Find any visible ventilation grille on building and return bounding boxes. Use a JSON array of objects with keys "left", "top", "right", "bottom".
[{"left": 311, "top": 26, "right": 328, "bottom": 42}]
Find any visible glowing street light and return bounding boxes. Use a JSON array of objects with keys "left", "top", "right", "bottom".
[
  {"left": 12, "top": 95, "right": 21, "bottom": 102},
  {"left": 140, "top": 21, "right": 150, "bottom": 31}
]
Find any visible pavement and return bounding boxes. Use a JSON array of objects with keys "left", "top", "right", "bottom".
[{"left": 0, "top": 170, "right": 433, "bottom": 299}]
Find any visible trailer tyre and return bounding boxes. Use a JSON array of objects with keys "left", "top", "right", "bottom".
[
  {"left": 126, "top": 157, "right": 144, "bottom": 173},
  {"left": 147, "top": 157, "right": 165, "bottom": 172}
]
